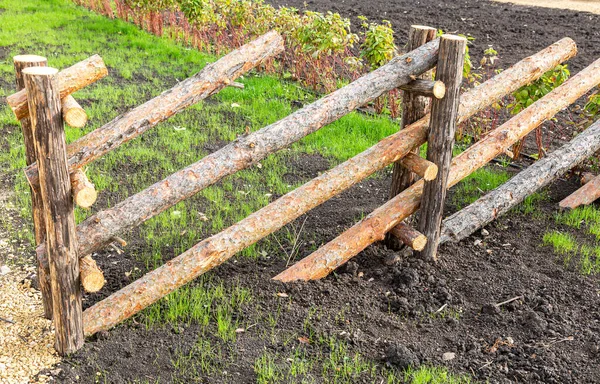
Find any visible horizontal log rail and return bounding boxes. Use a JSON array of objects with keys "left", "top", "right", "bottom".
[
  {"left": 8, "top": 55, "right": 107, "bottom": 121},
  {"left": 440, "top": 118, "right": 600, "bottom": 244},
  {"left": 24, "top": 30, "right": 286, "bottom": 188},
  {"left": 399, "top": 153, "right": 438, "bottom": 181},
  {"left": 559, "top": 172, "right": 600, "bottom": 209},
  {"left": 390, "top": 222, "right": 427, "bottom": 251},
  {"left": 399, "top": 79, "right": 446, "bottom": 99},
  {"left": 80, "top": 38, "right": 577, "bottom": 336},
  {"left": 38, "top": 38, "right": 443, "bottom": 271},
  {"left": 274, "top": 55, "right": 600, "bottom": 282}
]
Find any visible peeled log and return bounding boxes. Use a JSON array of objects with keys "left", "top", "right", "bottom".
[
  {"left": 25, "top": 31, "right": 285, "bottom": 188},
  {"left": 62, "top": 96, "right": 88, "bottom": 128},
  {"left": 71, "top": 170, "right": 97, "bottom": 208},
  {"left": 399, "top": 80, "right": 446, "bottom": 99},
  {"left": 80, "top": 255, "right": 105, "bottom": 292},
  {"left": 559, "top": 172, "right": 600, "bottom": 209},
  {"left": 81, "top": 38, "right": 576, "bottom": 336},
  {"left": 38, "top": 38, "right": 441, "bottom": 271},
  {"left": 8, "top": 55, "right": 107, "bottom": 121},
  {"left": 390, "top": 222, "right": 427, "bottom": 251},
  {"left": 399, "top": 152, "right": 438, "bottom": 181},
  {"left": 440, "top": 118, "right": 600, "bottom": 244},
  {"left": 580, "top": 172, "right": 596, "bottom": 185},
  {"left": 274, "top": 54, "right": 599, "bottom": 282}
]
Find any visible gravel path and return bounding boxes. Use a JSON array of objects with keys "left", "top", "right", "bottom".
[{"left": 0, "top": 187, "right": 59, "bottom": 384}]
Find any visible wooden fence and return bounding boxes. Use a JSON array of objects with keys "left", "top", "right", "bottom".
[{"left": 9, "top": 27, "right": 600, "bottom": 355}]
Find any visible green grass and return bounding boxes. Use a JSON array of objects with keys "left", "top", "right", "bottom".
[{"left": 452, "top": 167, "right": 511, "bottom": 209}]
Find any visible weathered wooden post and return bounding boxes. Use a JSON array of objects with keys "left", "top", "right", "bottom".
[
  {"left": 13, "top": 55, "right": 54, "bottom": 319},
  {"left": 389, "top": 25, "right": 437, "bottom": 198},
  {"left": 23, "top": 66, "right": 84, "bottom": 355},
  {"left": 416, "top": 34, "right": 466, "bottom": 261}
]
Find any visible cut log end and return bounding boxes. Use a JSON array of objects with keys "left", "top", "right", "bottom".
[
  {"left": 390, "top": 222, "right": 428, "bottom": 251},
  {"left": 14, "top": 55, "right": 47, "bottom": 64},
  {"left": 432, "top": 81, "right": 446, "bottom": 99},
  {"left": 399, "top": 152, "right": 438, "bottom": 181},
  {"left": 80, "top": 255, "right": 105, "bottom": 293},
  {"left": 71, "top": 170, "right": 97, "bottom": 208},
  {"left": 411, "top": 234, "right": 428, "bottom": 251},
  {"left": 62, "top": 96, "right": 88, "bottom": 128},
  {"left": 21, "top": 67, "right": 59, "bottom": 76},
  {"left": 423, "top": 163, "right": 438, "bottom": 181}
]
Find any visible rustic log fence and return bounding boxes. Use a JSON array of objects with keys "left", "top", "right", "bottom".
[{"left": 11, "top": 26, "right": 598, "bottom": 353}]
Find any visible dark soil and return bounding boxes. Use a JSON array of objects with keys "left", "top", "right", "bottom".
[
  {"left": 267, "top": 0, "right": 600, "bottom": 72},
  {"left": 26, "top": 1, "right": 600, "bottom": 383}
]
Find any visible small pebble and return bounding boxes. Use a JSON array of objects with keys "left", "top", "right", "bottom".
[{"left": 442, "top": 352, "right": 456, "bottom": 361}]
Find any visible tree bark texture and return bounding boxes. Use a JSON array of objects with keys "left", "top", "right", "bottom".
[
  {"left": 274, "top": 53, "right": 598, "bottom": 282},
  {"left": 62, "top": 96, "right": 88, "bottom": 128},
  {"left": 390, "top": 222, "right": 427, "bottom": 251},
  {"left": 24, "top": 67, "right": 84, "bottom": 355},
  {"left": 25, "top": 31, "right": 285, "bottom": 188},
  {"left": 417, "top": 35, "right": 466, "bottom": 261},
  {"left": 38, "top": 37, "right": 441, "bottom": 271},
  {"left": 71, "top": 169, "right": 97, "bottom": 208},
  {"left": 389, "top": 26, "right": 437, "bottom": 199},
  {"left": 13, "top": 55, "right": 54, "bottom": 320},
  {"left": 398, "top": 79, "right": 446, "bottom": 99},
  {"left": 80, "top": 38, "right": 577, "bottom": 336},
  {"left": 440, "top": 118, "right": 600, "bottom": 244},
  {"left": 399, "top": 152, "right": 438, "bottom": 181},
  {"left": 9, "top": 55, "right": 107, "bottom": 121},
  {"left": 559, "top": 172, "right": 600, "bottom": 209}
]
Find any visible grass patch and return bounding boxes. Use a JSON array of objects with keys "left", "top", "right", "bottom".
[{"left": 452, "top": 167, "right": 511, "bottom": 209}]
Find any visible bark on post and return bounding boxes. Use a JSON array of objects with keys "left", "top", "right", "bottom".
[
  {"left": 274, "top": 54, "right": 599, "bottom": 282},
  {"left": 398, "top": 80, "right": 446, "bottom": 99},
  {"left": 390, "top": 222, "right": 427, "bottom": 251},
  {"left": 8, "top": 55, "right": 107, "bottom": 121},
  {"left": 13, "top": 54, "right": 53, "bottom": 319},
  {"left": 24, "top": 67, "right": 84, "bottom": 355},
  {"left": 62, "top": 96, "right": 88, "bottom": 128},
  {"left": 37, "top": 38, "right": 441, "bottom": 269},
  {"left": 80, "top": 39, "right": 577, "bottom": 336},
  {"left": 71, "top": 169, "right": 97, "bottom": 208},
  {"left": 417, "top": 35, "right": 466, "bottom": 261},
  {"left": 399, "top": 153, "right": 438, "bottom": 181},
  {"left": 389, "top": 26, "right": 437, "bottom": 199},
  {"left": 440, "top": 118, "right": 600, "bottom": 244},
  {"left": 559, "top": 173, "right": 600, "bottom": 209},
  {"left": 24, "top": 31, "right": 286, "bottom": 188}
]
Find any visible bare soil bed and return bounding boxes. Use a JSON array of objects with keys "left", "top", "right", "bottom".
[{"left": 6, "top": 1, "right": 600, "bottom": 383}]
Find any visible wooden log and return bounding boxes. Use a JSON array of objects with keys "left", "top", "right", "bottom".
[
  {"left": 70, "top": 169, "right": 97, "bottom": 208},
  {"left": 398, "top": 79, "right": 445, "bottom": 99},
  {"left": 62, "top": 96, "right": 88, "bottom": 128},
  {"left": 79, "top": 255, "right": 105, "bottom": 293},
  {"left": 390, "top": 222, "right": 427, "bottom": 251},
  {"left": 80, "top": 38, "right": 576, "bottom": 336},
  {"left": 399, "top": 152, "right": 438, "bottom": 181},
  {"left": 559, "top": 173, "right": 600, "bottom": 209},
  {"left": 13, "top": 54, "right": 53, "bottom": 320},
  {"left": 24, "top": 67, "right": 84, "bottom": 355},
  {"left": 8, "top": 55, "right": 107, "bottom": 121},
  {"left": 274, "top": 54, "right": 599, "bottom": 282},
  {"left": 580, "top": 172, "right": 596, "bottom": 185},
  {"left": 37, "top": 37, "right": 441, "bottom": 271},
  {"left": 417, "top": 35, "right": 466, "bottom": 261},
  {"left": 440, "top": 118, "right": 600, "bottom": 244},
  {"left": 389, "top": 26, "right": 437, "bottom": 200},
  {"left": 24, "top": 31, "right": 286, "bottom": 188}
]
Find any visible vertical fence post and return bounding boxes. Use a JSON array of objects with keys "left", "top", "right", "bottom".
[
  {"left": 417, "top": 35, "right": 466, "bottom": 261},
  {"left": 389, "top": 25, "right": 437, "bottom": 198},
  {"left": 23, "top": 66, "right": 84, "bottom": 355},
  {"left": 13, "top": 55, "right": 54, "bottom": 320}
]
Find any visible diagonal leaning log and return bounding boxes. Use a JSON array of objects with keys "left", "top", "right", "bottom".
[
  {"left": 439, "top": 118, "right": 600, "bottom": 245},
  {"left": 37, "top": 37, "right": 442, "bottom": 271},
  {"left": 274, "top": 55, "right": 600, "bottom": 282},
  {"left": 81, "top": 38, "right": 577, "bottom": 336},
  {"left": 24, "top": 30, "right": 285, "bottom": 188}
]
